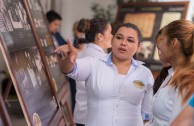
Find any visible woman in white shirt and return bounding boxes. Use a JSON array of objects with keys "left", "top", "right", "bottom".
[
  {"left": 55, "top": 23, "right": 154, "bottom": 126},
  {"left": 74, "top": 18, "right": 112, "bottom": 126},
  {"left": 171, "top": 95, "right": 194, "bottom": 126},
  {"left": 149, "top": 20, "right": 194, "bottom": 126}
]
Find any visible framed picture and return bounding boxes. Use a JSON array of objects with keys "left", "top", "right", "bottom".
[{"left": 115, "top": 1, "right": 189, "bottom": 66}]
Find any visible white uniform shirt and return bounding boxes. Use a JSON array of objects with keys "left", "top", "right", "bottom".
[
  {"left": 74, "top": 43, "right": 107, "bottom": 124},
  {"left": 68, "top": 53, "right": 154, "bottom": 126},
  {"left": 149, "top": 68, "right": 185, "bottom": 126}
]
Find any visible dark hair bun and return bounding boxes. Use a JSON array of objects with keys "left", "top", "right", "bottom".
[{"left": 77, "top": 19, "right": 91, "bottom": 33}]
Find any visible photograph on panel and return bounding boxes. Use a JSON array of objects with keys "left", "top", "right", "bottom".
[{"left": 123, "top": 13, "right": 156, "bottom": 38}]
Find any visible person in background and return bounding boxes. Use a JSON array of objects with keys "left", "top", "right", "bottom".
[
  {"left": 46, "top": 10, "right": 66, "bottom": 47},
  {"left": 73, "top": 18, "right": 112, "bottom": 126},
  {"left": 46, "top": 10, "right": 80, "bottom": 113},
  {"left": 68, "top": 21, "right": 89, "bottom": 114},
  {"left": 55, "top": 22, "right": 154, "bottom": 126},
  {"left": 67, "top": 21, "right": 89, "bottom": 114},
  {"left": 147, "top": 20, "right": 194, "bottom": 126},
  {"left": 76, "top": 38, "right": 88, "bottom": 52},
  {"left": 72, "top": 21, "right": 85, "bottom": 49},
  {"left": 171, "top": 95, "right": 194, "bottom": 126}
]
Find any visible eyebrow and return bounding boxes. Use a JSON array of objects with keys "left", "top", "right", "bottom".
[
  {"left": 116, "top": 33, "right": 135, "bottom": 39},
  {"left": 116, "top": 33, "right": 123, "bottom": 36}
]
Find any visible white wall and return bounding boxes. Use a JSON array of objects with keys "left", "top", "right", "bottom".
[
  {"left": 186, "top": 0, "right": 194, "bottom": 20},
  {"left": 59, "top": 0, "right": 116, "bottom": 41},
  {"left": 56, "top": 0, "right": 193, "bottom": 42},
  {"left": 39, "top": 0, "right": 52, "bottom": 13}
]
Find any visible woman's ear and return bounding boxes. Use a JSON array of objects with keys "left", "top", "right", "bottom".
[
  {"left": 96, "top": 33, "right": 104, "bottom": 42},
  {"left": 170, "top": 38, "right": 179, "bottom": 48}
]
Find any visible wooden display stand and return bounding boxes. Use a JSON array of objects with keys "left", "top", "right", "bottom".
[
  {"left": 0, "top": 0, "right": 71, "bottom": 125},
  {"left": 23, "top": 0, "right": 75, "bottom": 125},
  {"left": 0, "top": 95, "right": 12, "bottom": 126}
]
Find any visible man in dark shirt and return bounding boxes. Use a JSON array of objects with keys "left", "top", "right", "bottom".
[
  {"left": 46, "top": 10, "right": 66, "bottom": 46},
  {"left": 46, "top": 10, "right": 76, "bottom": 113}
]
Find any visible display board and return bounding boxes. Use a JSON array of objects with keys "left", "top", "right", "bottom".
[
  {"left": 24, "top": 0, "right": 68, "bottom": 98},
  {"left": 0, "top": 0, "right": 65, "bottom": 125},
  {"left": 115, "top": 2, "right": 189, "bottom": 67},
  {"left": 23, "top": 0, "right": 75, "bottom": 125}
]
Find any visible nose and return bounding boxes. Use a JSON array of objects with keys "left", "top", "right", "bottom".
[{"left": 121, "top": 39, "right": 126, "bottom": 46}]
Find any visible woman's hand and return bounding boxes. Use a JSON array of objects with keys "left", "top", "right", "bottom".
[
  {"left": 55, "top": 40, "right": 78, "bottom": 63},
  {"left": 55, "top": 40, "right": 78, "bottom": 73}
]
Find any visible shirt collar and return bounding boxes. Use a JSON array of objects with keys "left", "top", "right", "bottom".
[
  {"left": 88, "top": 43, "right": 104, "bottom": 53},
  {"left": 168, "top": 67, "right": 174, "bottom": 76},
  {"left": 101, "top": 52, "right": 141, "bottom": 68}
]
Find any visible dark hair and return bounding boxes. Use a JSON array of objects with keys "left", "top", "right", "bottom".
[
  {"left": 78, "top": 38, "right": 88, "bottom": 44},
  {"left": 46, "top": 10, "right": 62, "bottom": 23},
  {"left": 113, "top": 23, "right": 142, "bottom": 43},
  {"left": 77, "top": 18, "right": 109, "bottom": 42},
  {"left": 155, "top": 28, "right": 162, "bottom": 40},
  {"left": 153, "top": 66, "right": 171, "bottom": 94}
]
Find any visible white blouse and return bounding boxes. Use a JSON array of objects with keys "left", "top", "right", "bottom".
[
  {"left": 149, "top": 68, "right": 184, "bottom": 126},
  {"left": 68, "top": 53, "right": 154, "bottom": 126},
  {"left": 74, "top": 43, "right": 107, "bottom": 124}
]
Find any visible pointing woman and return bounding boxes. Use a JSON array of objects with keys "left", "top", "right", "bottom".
[{"left": 55, "top": 23, "right": 154, "bottom": 126}]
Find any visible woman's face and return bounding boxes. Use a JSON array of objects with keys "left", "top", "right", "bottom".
[
  {"left": 101, "top": 23, "right": 113, "bottom": 49},
  {"left": 156, "top": 30, "right": 173, "bottom": 65},
  {"left": 112, "top": 27, "right": 139, "bottom": 61}
]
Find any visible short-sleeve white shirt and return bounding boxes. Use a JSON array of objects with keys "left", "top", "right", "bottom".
[{"left": 149, "top": 68, "right": 185, "bottom": 126}]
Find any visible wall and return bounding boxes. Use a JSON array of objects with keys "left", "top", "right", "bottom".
[
  {"left": 186, "top": 0, "right": 194, "bottom": 20},
  {"left": 58, "top": 0, "right": 116, "bottom": 41},
  {"left": 1, "top": 0, "right": 193, "bottom": 73},
  {"left": 39, "top": 0, "right": 52, "bottom": 13},
  {"left": 54, "top": 0, "right": 193, "bottom": 41}
]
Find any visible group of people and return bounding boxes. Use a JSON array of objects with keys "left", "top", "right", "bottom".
[{"left": 46, "top": 10, "right": 194, "bottom": 126}]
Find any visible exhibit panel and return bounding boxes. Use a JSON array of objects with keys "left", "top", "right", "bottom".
[{"left": 0, "top": 0, "right": 64, "bottom": 125}]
